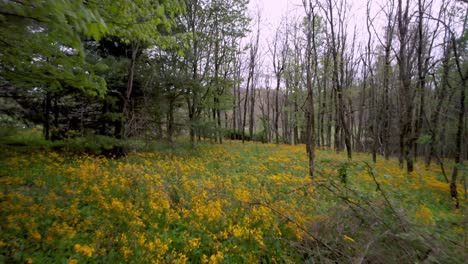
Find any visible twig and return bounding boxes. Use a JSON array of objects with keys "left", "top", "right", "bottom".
[
  {"left": 364, "top": 162, "right": 408, "bottom": 232},
  {"left": 244, "top": 200, "right": 346, "bottom": 259}
]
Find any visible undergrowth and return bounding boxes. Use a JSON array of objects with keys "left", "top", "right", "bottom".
[{"left": 0, "top": 128, "right": 466, "bottom": 263}]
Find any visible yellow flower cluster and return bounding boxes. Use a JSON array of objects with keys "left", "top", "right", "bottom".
[
  {"left": 74, "top": 244, "right": 94, "bottom": 257},
  {"left": 415, "top": 204, "right": 435, "bottom": 225},
  {"left": 0, "top": 140, "right": 462, "bottom": 262}
]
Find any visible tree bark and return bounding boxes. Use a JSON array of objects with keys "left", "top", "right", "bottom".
[
  {"left": 397, "top": 0, "right": 414, "bottom": 172},
  {"left": 43, "top": 92, "right": 51, "bottom": 140}
]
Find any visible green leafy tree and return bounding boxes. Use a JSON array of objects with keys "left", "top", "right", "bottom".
[
  {"left": 0, "top": 0, "right": 110, "bottom": 138},
  {"left": 98, "top": 0, "right": 184, "bottom": 138},
  {"left": 0, "top": 0, "right": 108, "bottom": 95}
]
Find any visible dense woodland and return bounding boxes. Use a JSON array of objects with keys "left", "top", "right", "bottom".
[
  {"left": 2, "top": 0, "right": 466, "bottom": 202},
  {"left": 0, "top": 0, "right": 467, "bottom": 262}
]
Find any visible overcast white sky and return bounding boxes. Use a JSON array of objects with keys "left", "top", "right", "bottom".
[
  {"left": 244, "top": 0, "right": 461, "bottom": 80},
  {"left": 246, "top": 0, "right": 457, "bottom": 46},
  {"left": 247, "top": 0, "right": 368, "bottom": 38},
  {"left": 245, "top": 0, "right": 370, "bottom": 77},
  {"left": 248, "top": 0, "right": 301, "bottom": 28},
  {"left": 245, "top": 0, "right": 375, "bottom": 51}
]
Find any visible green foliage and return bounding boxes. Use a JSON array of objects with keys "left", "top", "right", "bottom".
[
  {"left": 0, "top": 127, "right": 65, "bottom": 158},
  {"left": 0, "top": 0, "right": 108, "bottom": 96},
  {"left": 338, "top": 162, "right": 349, "bottom": 185},
  {"left": 417, "top": 133, "right": 432, "bottom": 144},
  {"left": 0, "top": 0, "right": 107, "bottom": 49},
  {"left": 62, "top": 135, "right": 121, "bottom": 153},
  {"left": 224, "top": 129, "right": 249, "bottom": 141},
  {"left": 0, "top": 136, "right": 465, "bottom": 263},
  {"left": 252, "top": 130, "right": 267, "bottom": 143},
  {"left": 101, "top": 0, "right": 184, "bottom": 45}
]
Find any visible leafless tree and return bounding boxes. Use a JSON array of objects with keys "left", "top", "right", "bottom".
[
  {"left": 270, "top": 22, "right": 287, "bottom": 145},
  {"left": 242, "top": 12, "right": 261, "bottom": 143}
]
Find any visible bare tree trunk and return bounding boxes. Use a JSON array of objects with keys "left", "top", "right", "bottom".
[
  {"left": 242, "top": 15, "right": 261, "bottom": 142},
  {"left": 366, "top": 3, "right": 377, "bottom": 162},
  {"left": 237, "top": 64, "right": 242, "bottom": 134},
  {"left": 242, "top": 69, "right": 251, "bottom": 143},
  {"left": 325, "top": 0, "right": 351, "bottom": 159},
  {"left": 167, "top": 99, "right": 175, "bottom": 142},
  {"left": 382, "top": 13, "right": 394, "bottom": 159},
  {"left": 266, "top": 87, "right": 271, "bottom": 142},
  {"left": 294, "top": 96, "right": 299, "bottom": 145},
  {"left": 450, "top": 72, "right": 465, "bottom": 209},
  {"left": 303, "top": 0, "right": 316, "bottom": 179},
  {"left": 232, "top": 75, "right": 237, "bottom": 132},
  {"left": 326, "top": 51, "right": 333, "bottom": 148},
  {"left": 397, "top": 0, "right": 414, "bottom": 172},
  {"left": 122, "top": 41, "right": 139, "bottom": 138},
  {"left": 317, "top": 72, "right": 322, "bottom": 147},
  {"left": 356, "top": 75, "right": 365, "bottom": 152},
  {"left": 217, "top": 108, "right": 222, "bottom": 143},
  {"left": 414, "top": 0, "right": 428, "bottom": 160},
  {"left": 249, "top": 76, "right": 256, "bottom": 140},
  {"left": 271, "top": 26, "right": 286, "bottom": 145},
  {"left": 53, "top": 94, "right": 59, "bottom": 129},
  {"left": 275, "top": 74, "right": 280, "bottom": 144},
  {"left": 449, "top": 9, "right": 467, "bottom": 208},
  {"left": 426, "top": 32, "right": 450, "bottom": 166},
  {"left": 333, "top": 87, "right": 340, "bottom": 151},
  {"left": 283, "top": 80, "right": 290, "bottom": 144},
  {"left": 43, "top": 92, "right": 51, "bottom": 140},
  {"left": 320, "top": 52, "right": 329, "bottom": 147}
]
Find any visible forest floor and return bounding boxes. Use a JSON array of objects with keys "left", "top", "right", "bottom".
[{"left": 0, "top": 131, "right": 466, "bottom": 263}]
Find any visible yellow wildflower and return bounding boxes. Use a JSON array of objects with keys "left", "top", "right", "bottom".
[
  {"left": 188, "top": 238, "right": 201, "bottom": 249},
  {"left": 121, "top": 246, "right": 132, "bottom": 259},
  {"left": 31, "top": 231, "right": 41, "bottom": 241},
  {"left": 209, "top": 251, "right": 224, "bottom": 264},
  {"left": 343, "top": 235, "right": 355, "bottom": 242},
  {"left": 415, "top": 204, "right": 435, "bottom": 225},
  {"left": 74, "top": 244, "right": 94, "bottom": 257}
]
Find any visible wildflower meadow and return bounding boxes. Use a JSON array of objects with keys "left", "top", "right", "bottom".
[{"left": 0, "top": 138, "right": 465, "bottom": 263}]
